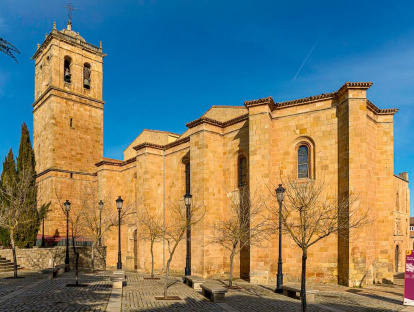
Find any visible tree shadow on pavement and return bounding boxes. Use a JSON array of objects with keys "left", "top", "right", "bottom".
[
  {"left": 345, "top": 288, "right": 402, "bottom": 305},
  {"left": 0, "top": 271, "right": 112, "bottom": 312}
]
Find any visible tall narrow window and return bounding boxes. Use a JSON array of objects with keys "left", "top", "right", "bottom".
[
  {"left": 83, "top": 63, "right": 91, "bottom": 89},
  {"left": 185, "top": 163, "right": 190, "bottom": 193},
  {"left": 298, "top": 145, "right": 309, "bottom": 179},
  {"left": 64, "top": 57, "right": 72, "bottom": 83},
  {"left": 238, "top": 156, "right": 247, "bottom": 187}
]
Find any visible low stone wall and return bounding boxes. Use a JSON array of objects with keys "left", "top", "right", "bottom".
[{"left": 0, "top": 246, "right": 106, "bottom": 270}]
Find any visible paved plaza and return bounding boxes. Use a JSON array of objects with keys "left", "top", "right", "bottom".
[{"left": 0, "top": 270, "right": 411, "bottom": 311}]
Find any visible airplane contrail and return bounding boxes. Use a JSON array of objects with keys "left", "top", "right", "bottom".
[{"left": 292, "top": 39, "right": 319, "bottom": 81}]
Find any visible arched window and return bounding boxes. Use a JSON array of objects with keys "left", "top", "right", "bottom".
[
  {"left": 298, "top": 144, "right": 309, "bottom": 179},
  {"left": 64, "top": 57, "right": 72, "bottom": 83},
  {"left": 185, "top": 163, "right": 190, "bottom": 193},
  {"left": 238, "top": 155, "right": 247, "bottom": 187},
  {"left": 83, "top": 63, "right": 91, "bottom": 89}
]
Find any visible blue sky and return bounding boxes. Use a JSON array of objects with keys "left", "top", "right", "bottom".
[{"left": 0, "top": 0, "right": 413, "bottom": 205}]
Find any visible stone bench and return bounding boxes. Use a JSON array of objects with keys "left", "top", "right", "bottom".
[
  {"left": 111, "top": 270, "right": 127, "bottom": 289},
  {"left": 282, "top": 285, "right": 319, "bottom": 303},
  {"left": 200, "top": 284, "right": 228, "bottom": 303},
  {"left": 182, "top": 276, "right": 205, "bottom": 290},
  {"left": 44, "top": 265, "right": 65, "bottom": 279}
]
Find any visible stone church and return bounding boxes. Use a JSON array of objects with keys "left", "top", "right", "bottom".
[{"left": 32, "top": 20, "right": 410, "bottom": 286}]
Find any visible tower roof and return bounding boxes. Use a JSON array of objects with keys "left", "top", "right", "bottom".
[
  {"left": 32, "top": 21, "right": 105, "bottom": 60},
  {"left": 60, "top": 21, "right": 86, "bottom": 42}
]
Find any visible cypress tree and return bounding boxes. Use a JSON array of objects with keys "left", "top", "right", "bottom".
[
  {"left": 0, "top": 149, "right": 17, "bottom": 190},
  {"left": 0, "top": 149, "right": 16, "bottom": 246},
  {"left": 14, "top": 123, "right": 40, "bottom": 248}
]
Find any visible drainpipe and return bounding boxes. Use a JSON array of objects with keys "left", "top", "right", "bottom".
[{"left": 162, "top": 149, "right": 166, "bottom": 270}]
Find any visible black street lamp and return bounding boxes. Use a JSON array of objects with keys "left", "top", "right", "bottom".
[
  {"left": 184, "top": 193, "right": 192, "bottom": 276},
  {"left": 275, "top": 184, "right": 285, "bottom": 293},
  {"left": 98, "top": 200, "right": 104, "bottom": 247},
  {"left": 64, "top": 199, "right": 71, "bottom": 272},
  {"left": 116, "top": 196, "right": 124, "bottom": 270}
]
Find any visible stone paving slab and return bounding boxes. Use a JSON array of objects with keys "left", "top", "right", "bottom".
[
  {"left": 122, "top": 273, "right": 224, "bottom": 311},
  {"left": 0, "top": 270, "right": 411, "bottom": 311},
  {"left": 263, "top": 282, "right": 407, "bottom": 312},
  {"left": 106, "top": 287, "right": 122, "bottom": 312},
  {"left": 122, "top": 273, "right": 330, "bottom": 312},
  {"left": 0, "top": 270, "right": 112, "bottom": 312},
  {"left": 0, "top": 270, "right": 45, "bottom": 298}
]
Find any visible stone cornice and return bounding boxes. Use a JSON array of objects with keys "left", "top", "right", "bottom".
[
  {"left": 133, "top": 142, "right": 164, "bottom": 151},
  {"left": 244, "top": 96, "right": 275, "bottom": 108},
  {"left": 165, "top": 136, "right": 191, "bottom": 149},
  {"left": 274, "top": 92, "right": 336, "bottom": 109},
  {"left": 32, "top": 85, "right": 105, "bottom": 110},
  {"left": 36, "top": 168, "right": 97, "bottom": 178},
  {"left": 186, "top": 114, "right": 248, "bottom": 129},
  {"left": 32, "top": 30, "right": 105, "bottom": 60},
  {"left": 268, "top": 82, "right": 396, "bottom": 116},
  {"left": 367, "top": 100, "right": 398, "bottom": 115},
  {"left": 133, "top": 136, "right": 191, "bottom": 152},
  {"left": 272, "top": 83, "right": 372, "bottom": 111},
  {"left": 336, "top": 82, "right": 373, "bottom": 97},
  {"left": 394, "top": 173, "right": 409, "bottom": 183},
  {"left": 95, "top": 157, "right": 137, "bottom": 168}
]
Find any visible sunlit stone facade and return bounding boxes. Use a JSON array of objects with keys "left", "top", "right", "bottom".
[{"left": 33, "top": 22, "right": 409, "bottom": 286}]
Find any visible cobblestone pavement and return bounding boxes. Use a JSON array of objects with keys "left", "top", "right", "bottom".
[
  {"left": 122, "top": 273, "right": 223, "bottom": 311},
  {"left": 0, "top": 270, "right": 44, "bottom": 298},
  {"left": 0, "top": 270, "right": 409, "bottom": 311},
  {"left": 258, "top": 280, "right": 406, "bottom": 312},
  {"left": 0, "top": 270, "right": 112, "bottom": 312},
  {"left": 214, "top": 281, "right": 325, "bottom": 312},
  {"left": 313, "top": 282, "right": 406, "bottom": 311},
  {"left": 122, "top": 273, "right": 328, "bottom": 312}
]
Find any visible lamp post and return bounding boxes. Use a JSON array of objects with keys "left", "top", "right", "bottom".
[
  {"left": 98, "top": 200, "right": 104, "bottom": 247},
  {"left": 184, "top": 193, "right": 192, "bottom": 276},
  {"left": 116, "top": 196, "right": 124, "bottom": 270},
  {"left": 275, "top": 184, "right": 285, "bottom": 293},
  {"left": 64, "top": 199, "right": 71, "bottom": 272}
]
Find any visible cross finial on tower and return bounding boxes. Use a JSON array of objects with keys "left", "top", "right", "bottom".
[{"left": 64, "top": 2, "right": 77, "bottom": 22}]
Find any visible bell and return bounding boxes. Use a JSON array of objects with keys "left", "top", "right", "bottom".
[
  {"left": 64, "top": 73, "right": 71, "bottom": 83},
  {"left": 84, "top": 78, "right": 90, "bottom": 89}
]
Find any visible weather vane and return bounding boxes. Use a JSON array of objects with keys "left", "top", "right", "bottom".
[{"left": 64, "top": 2, "right": 77, "bottom": 21}]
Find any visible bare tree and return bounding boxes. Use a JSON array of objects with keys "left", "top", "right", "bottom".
[
  {"left": 0, "top": 168, "right": 46, "bottom": 277},
  {"left": 77, "top": 188, "right": 136, "bottom": 272},
  {"left": 272, "top": 178, "right": 370, "bottom": 312},
  {"left": 209, "top": 187, "right": 273, "bottom": 287},
  {"left": 0, "top": 38, "right": 20, "bottom": 62},
  {"left": 54, "top": 185, "right": 136, "bottom": 275},
  {"left": 137, "top": 208, "right": 163, "bottom": 279},
  {"left": 161, "top": 196, "right": 205, "bottom": 299}
]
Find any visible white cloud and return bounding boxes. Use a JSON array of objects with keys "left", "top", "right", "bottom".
[
  {"left": 0, "top": 16, "right": 9, "bottom": 33},
  {"left": 0, "top": 69, "right": 9, "bottom": 97}
]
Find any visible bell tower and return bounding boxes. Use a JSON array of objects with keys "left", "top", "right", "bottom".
[{"left": 32, "top": 20, "right": 105, "bottom": 236}]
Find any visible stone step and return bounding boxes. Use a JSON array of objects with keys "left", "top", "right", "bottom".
[{"left": 0, "top": 267, "right": 22, "bottom": 272}]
